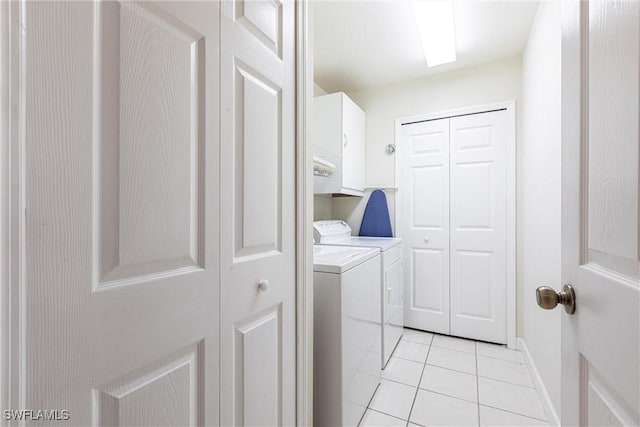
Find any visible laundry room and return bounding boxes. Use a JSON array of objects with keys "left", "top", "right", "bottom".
[
  {"left": 2, "top": 0, "right": 637, "bottom": 424},
  {"left": 311, "top": 1, "right": 564, "bottom": 426}
]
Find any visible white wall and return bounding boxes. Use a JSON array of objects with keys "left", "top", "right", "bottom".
[
  {"left": 331, "top": 57, "right": 522, "bottom": 234},
  {"left": 519, "top": 0, "right": 562, "bottom": 416},
  {"left": 351, "top": 56, "right": 522, "bottom": 189}
]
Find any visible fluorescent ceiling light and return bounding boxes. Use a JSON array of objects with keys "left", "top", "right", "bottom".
[{"left": 412, "top": 0, "right": 457, "bottom": 67}]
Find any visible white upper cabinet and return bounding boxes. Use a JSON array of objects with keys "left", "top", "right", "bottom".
[{"left": 313, "top": 92, "right": 366, "bottom": 196}]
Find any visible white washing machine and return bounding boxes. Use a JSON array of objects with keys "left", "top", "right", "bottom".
[
  {"left": 313, "top": 244, "right": 381, "bottom": 427},
  {"left": 314, "top": 220, "right": 404, "bottom": 369}
]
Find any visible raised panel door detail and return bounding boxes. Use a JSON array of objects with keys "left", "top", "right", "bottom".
[
  {"left": 220, "top": 0, "right": 295, "bottom": 425},
  {"left": 411, "top": 249, "right": 445, "bottom": 313},
  {"left": 21, "top": 2, "right": 220, "bottom": 425},
  {"left": 583, "top": 358, "right": 636, "bottom": 426},
  {"left": 450, "top": 110, "right": 507, "bottom": 344},
  {"left": 233, "top": 61, "right": 282, "bottom": 261},
  {"left": 94, "top": 343, "right": 202, "bottom": 426},
  {"left": 454, "top": 161, "right": 494, "bottom": 230},
  {"left": 563, "top": 3, "right": 640, "bottom": 424},
  {"left": 453, "top": 251, "right": 493, "bottom": 319},
  {"left": 587, "top": 0, "right": 639, "bottom": 279},
  {"left": 234, "top": 0, "right": 282, "bottom": 57},
  {"left": 234, "top": 306, "right": 282, "bottom": 426},
  {"left": 412, "top": 166, "right": 446, "bottom": 229},
  {"left": 94, "top": 2, "right": 205, "bottom": 288},
  {"left": 411, "top": 131, "right": 445, "bottom": 155},
  {"left": 453, "top": 125, "right": 494, "bottom": 151},
  {"left": 401, "top": 118, "right": 450, "bottom": 334}
]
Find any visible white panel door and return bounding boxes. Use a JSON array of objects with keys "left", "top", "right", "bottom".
[
  {"left": 449, "top": 111, "right": 508, "bottom": 344},
  {"left": 220, "top": 1, "right": 296, "bottom": 426},
  {"left": 400, "top": 119, "right": 450, "bottom": 334},
  {"left": 17, "top": 1, "right": 220, "bottom": 425},
  {"left": 561, "top": 0, "right": 639, "bottom": 425}
]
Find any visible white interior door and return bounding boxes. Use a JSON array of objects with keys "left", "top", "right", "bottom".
[
  {"left": 401, "top": 118, "right": 450, "bottom": 334},
  {"left": 561, "top": 0, "right": 640, "bottom": 425},
  {"left": 449, "top": 111, "right": 508, "bottom": 344},
  {"left": 220, "top": 1, "right": 297, "bottom": 426},
  {"left": 17, "top": 2, "right": 220, "bottom": 425}
]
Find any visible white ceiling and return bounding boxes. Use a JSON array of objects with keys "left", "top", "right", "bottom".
[{"left": 314, "top": 0, "right": 539, "bottom": 93}]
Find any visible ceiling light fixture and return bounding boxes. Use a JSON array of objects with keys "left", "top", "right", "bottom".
[{"left": 411, "top": 0, "right": 457, "bottom": 67}]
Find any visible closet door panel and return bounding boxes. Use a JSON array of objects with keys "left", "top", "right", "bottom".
[
  {"left": 449, "top": 110, "right": 508, "bottom": 344},
  {"left": 220, "top": 1, "right": 297, "bottom": 425},
  {"left": 401, "top": 118, "right": 450, "bottom": 334}
]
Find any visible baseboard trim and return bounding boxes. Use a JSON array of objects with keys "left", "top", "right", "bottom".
[{"left": 517, "top": 337, "right": 561, "bottom": 426}]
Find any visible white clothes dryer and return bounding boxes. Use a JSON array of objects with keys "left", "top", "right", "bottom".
[
  {"left": 314, "top": 220, "right": 403, "bottom": 369},
  {"left": 313, "top": 244, "right": 381, "bottom": 427}
]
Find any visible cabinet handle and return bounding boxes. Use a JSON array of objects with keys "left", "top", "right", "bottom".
[{"left": 343, "top": 133, "right": 348, "bottom": 148}]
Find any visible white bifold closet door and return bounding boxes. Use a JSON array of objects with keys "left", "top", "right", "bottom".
[
  {"left": 13, "top": 1, "right": 296, "bottom": 424},
  {"left": 401, "top": 118, "right": 451, "bottom": 335},
  {"left": 401, "top": 110, "right": 508, "bottom": 344}
]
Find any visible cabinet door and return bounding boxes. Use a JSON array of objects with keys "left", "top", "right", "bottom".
[
  {"left": 341, "top": 95, "right": 366, "bottom": 191},
  {"left": 314, "top": 93, "right": 343, "bottom": 158}
]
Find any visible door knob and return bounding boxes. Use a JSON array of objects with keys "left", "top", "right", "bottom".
[
  {"left": 536, "top": 284, "right": 576, "bottom": 314},
  {"left": 424, "top": 237, "right": 430, "bottom": 243},
  {"left": 258, "top": 280, "right": 269, "bottom": 292}
]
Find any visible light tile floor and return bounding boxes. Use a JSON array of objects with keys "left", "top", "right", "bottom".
[{"left": 360, "top": 328, "right": 550, "bottom": 427}]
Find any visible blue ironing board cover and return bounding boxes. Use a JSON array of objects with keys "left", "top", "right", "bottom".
[{"left": 359, "top": 189, "right": 393, "bottom": 237}]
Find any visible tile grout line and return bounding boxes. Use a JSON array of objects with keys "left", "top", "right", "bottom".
[
  {"left": 426, "top": 362, "right": 476, "bottom": 376},
  {"left": 478, "top": 403, "right": 550, "bottom": 423},
  {"left": 430, "top": 345, "right": 476, "bottom": 355},
  {"left": 414, "top": 386, "right": 479, "bottom": 405},
  {"left": 364, "top": 332, "right": 432, "bottom": 426},
  {"left": 436, "top": 346, "right": 526, "bottom": 363},
  {"left": 368, "top": 331, "right": 538, "bottom": 427},
  {"left": 392, "top": 352, "right": 432, "bottom": 364},
  {"left": 476, "top": 374, "right": 536, "bottom": 389},
  {"left": 423, "top": 360, "right": 478, "bottom": 376},
  {"left": 405, "top": 333, "right": 433, "bottom": 426},
  {"left": 364, "top": 407, "right": 409, "bottom": 424},
  {"left": 360, "top": 381, "right": 381, "bottom": 424},
  {"left": 476, "top": 352, "right": 527, "bottom": 364}
]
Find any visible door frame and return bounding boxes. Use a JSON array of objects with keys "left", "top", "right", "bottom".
[
  {"left": 1, "top": 0, "right": 25, "bottom": 417},
  {"left": 0, "top": 0, "right": 312, "bottom": 424},
  {"left": 0, "top": 0, "right": 8, "bottom": 416},
  {"left": 560, "top": 1, "right": 582, "bottom": 422},
  {"left": 393, "top": 100, "right": 517, "bottom": 349},
  {"left": 295, "top": 0, "right": 313, "bottom": 425}
]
